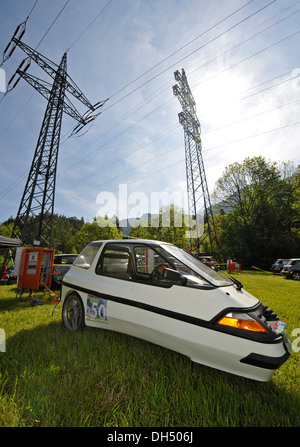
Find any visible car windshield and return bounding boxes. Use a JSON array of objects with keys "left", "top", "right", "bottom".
[{"left": 161, "top": 244, "right": 232, "bottom": 287}]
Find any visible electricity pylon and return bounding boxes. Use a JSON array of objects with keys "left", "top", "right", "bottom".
[
  {"left": 1, "top": 20, "right": 107, "bottom": 249},
  {"left": 173, "top": 69, "right": 219, "bottom": 256}
]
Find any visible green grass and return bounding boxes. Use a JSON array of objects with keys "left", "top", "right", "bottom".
[{"left": 0, "top": 272, "right": 299, "bottom": 427}]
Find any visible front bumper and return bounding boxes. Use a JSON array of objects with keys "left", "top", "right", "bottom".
[
  {"left": 240, "top": 351, "right": 290, "bottom": 370},
  {"left": 208, "top": 303, "right": 291, "bottom": 381}
]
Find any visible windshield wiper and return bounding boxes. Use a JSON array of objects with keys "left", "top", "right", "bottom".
[{"left": 229, "top": 275, "right": 243, "bottom": 291}]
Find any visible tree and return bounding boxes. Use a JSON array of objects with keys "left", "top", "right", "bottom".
[
  {"left": 213, "top": 156, "right": 300, "bottom": 268},
  {"left": 74, "top": 217, "right": 121, "bottom": 253},
  {"left": 52, "top": 215, "right": 84, "bottom": 253},
  {"left": 0, "top": 214, "right": 120, "bottom": 255},
  {"left": 129, "top": 204, "right": 190, "bottom": 249}
]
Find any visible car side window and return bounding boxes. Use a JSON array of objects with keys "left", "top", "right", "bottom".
[
  {"left": 134, "top": 246, "right": 173, "bottom": 276},
  {"left": 133, "top": 245, "right": 188, "bottom": 287},
  {"left": 73, "top": 242, "right": 102, "bottom": 269},
  {"left": 96, "top": 244, "right": 133, "bottom": 280}
]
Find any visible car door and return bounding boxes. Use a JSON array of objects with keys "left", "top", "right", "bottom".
[{"left": 87, "top": 242, "right": 191, "bottom": 348}]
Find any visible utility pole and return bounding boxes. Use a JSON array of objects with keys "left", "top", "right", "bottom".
[
  {"left": 173, "top": 69, "right": 219, "bottom": 256},
  {"left": 1, "top": 20, "right": 107, "bottom": 249}
]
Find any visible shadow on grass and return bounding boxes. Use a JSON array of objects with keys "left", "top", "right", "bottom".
[
  {"left": 0, "top": 285, "right": 60, "bottom": 313},
  {"left": 0, "top": 286, "right": 20, "bottom": 310},
  {"left": 1, "top": 316, "right": 300, "bottom": 427}
]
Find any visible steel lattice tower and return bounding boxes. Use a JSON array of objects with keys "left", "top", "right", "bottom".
[
  {"left": 173, "top": 69, "right": 219, "bottom": 255},
  {"left": 1, "top": 20, "right": 107, "bottom": 249},
  {"left": 13, "top": 52, "right": 67, "bottom": 247}
]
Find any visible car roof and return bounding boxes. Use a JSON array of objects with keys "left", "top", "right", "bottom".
[{"left": 88, "top": 239, "right": 172, "bottom": 245}]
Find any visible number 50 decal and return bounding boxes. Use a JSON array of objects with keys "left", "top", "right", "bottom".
[{"left": 87, "top": 295, "right": 108, "bottom": 322}]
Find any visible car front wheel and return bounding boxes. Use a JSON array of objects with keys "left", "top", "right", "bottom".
[
  {"left": 62, "top": 293, "right": 85, "bottom": 331},
  {"left": 292, "top": 272, "right": 300, "bottom": 280}
]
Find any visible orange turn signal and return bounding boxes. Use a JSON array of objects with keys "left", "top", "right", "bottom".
[{"left": 218, "top": 315, "right": 268, "bottom": 333}]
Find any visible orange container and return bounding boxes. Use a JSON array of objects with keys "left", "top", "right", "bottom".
[
  {"left": 227, "top": 261, "right": 241, "bottom": 272},
  {"left": 16, "top": 247, "right": 54, "bottom": 290}
]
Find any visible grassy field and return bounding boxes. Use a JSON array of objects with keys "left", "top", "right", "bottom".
[{"left": 0, "top": 271, "right": 299, "bottom": 427}]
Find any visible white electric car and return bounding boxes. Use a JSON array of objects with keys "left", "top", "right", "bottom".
[{"left": 61, "top": 239, "right": 291, "bottom": 381}]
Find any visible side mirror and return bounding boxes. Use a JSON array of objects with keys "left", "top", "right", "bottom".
[{"left": 162, "top": 268, "right": 181, "bottom": 282}]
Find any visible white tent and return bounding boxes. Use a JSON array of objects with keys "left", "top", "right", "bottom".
[{"left": 0, "top": 235, "right": 22, "bottom": 248}]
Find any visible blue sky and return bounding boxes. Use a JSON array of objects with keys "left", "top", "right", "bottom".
[{"left": 0, "top": 0, "right": 299, "bottom": 224}]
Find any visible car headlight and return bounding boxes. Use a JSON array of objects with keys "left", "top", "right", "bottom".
[{"left": 218, "top": 312, "right": 268, "bottom": 333}]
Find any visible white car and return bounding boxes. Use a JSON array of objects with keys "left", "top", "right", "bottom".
[{"left": 61, "top": 239, "right": 291, "bottom": 382}]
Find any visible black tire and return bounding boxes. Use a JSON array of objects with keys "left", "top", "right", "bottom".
[
  {"left": 62, "top": 293, "right": 85, "bottom": 331},
  {"left": 292, "top": 272, "right": 300, "bottom": 281}
]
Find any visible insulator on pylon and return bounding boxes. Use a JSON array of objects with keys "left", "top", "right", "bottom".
[
  {"left": 13, "top": 22, "right": 26, "bottom": 41},
  {"left": 83, "top": 109, "right": 93, "bottom": 119},
  {"left": 3, "top": 40, "right": 17, "bottom": 60},
  {"left": 92, "top": 99, "right": 108, "bottom": 110},
  {"left": 2, "top": 21, "right": 26, "bottom": 65},
  {"left": 71, "top": 116, "right": 96, "bottom": 136},
  {"left": 7, "top": 72, "right": 21, "bottom": 91},
  {"left": 18, "top": 58, "right": 31, "bottom": 72},
  {"left": 7, "top": 58, "right": 31, "bottom": 91},
  {"left": 3, "top": 40, "right": 12, "bottom": 54}
]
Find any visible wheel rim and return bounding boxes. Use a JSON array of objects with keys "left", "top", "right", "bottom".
[
  {"left": 63, "top": 295, "right": 83, "bottom": 330},
  {"left": 293, "top": 273, "right": 300, "bottom": 280}
]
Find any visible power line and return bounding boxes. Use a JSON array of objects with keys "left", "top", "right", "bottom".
[
  {"left": 202, "top": 98, "right": 300, "bottom": 136},
  {"left": 203, "top": 120, "right": 300, "bottom": 153},
  {"left": 55, "top": 96, "right": 300, "bottom": 211},
  {"left": 191, "top": 29, "right": 300, "bottom": 93},
  {"left": 103, "top": 0, "right": 278, "bottom": 112},
  {"left": 0, "top": 0, "right": 279, "bottom": 137},
  {"left": 53, "top": 119, "right": 300, "bottom": 217},
  {"left": 108, "top": 0, "right": 256, "bottom": 100},
  {"left": 58, "top": 59, "right": 300, "bottom": 184},
  {"left": 0, "top": 1, "right": 71, "bottom": 115},
  {"left": 3, "top": 77, "right": 297, "bottom": 205},
  {"left": 4, "top": 111, "right": 300, "bottom": 219},
  {"left": 26, "top": 0, "right": 39, "bottom": 22},
  {"left": 2, "top": 65, "right": 298, "bottom": 216},
  {"left": 0, "top": 0, "right": 115, "bottom": 206},
  {"left": 59, "top": 123, "right": 179, "bottom": 191},
  {"left": 54, "top": 142, "right": 185, "bottom": 213},
  {"left": 1, "top": 1, "right": 299, "bottom": 218},
  {"left": 0, "top": 0, "right": 39, "bottom": 103},
  {"left": 188, "top": 4, "right": 300, "bottom": 79},
  {"left": 57, "top": 0, "right": 272, "bottom": 145},
  {"left": 67, "top": 0, "right": 114, "bottom": 52},
  {"left": 2, "top": 67, "right": 297, "bottom": 205},
  {"left": 35, "top": 0, "right": 71, "bottom": 50},
  {"left": 58, "top": 4, "right": 300, "bottom": 171},
  {"left": 0, "top": 0, "right": 114, "bottom": 142}
]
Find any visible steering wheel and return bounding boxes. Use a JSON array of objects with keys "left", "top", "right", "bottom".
[{"left": 150, "top": 264, "right": 166, "bottom": 281}]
